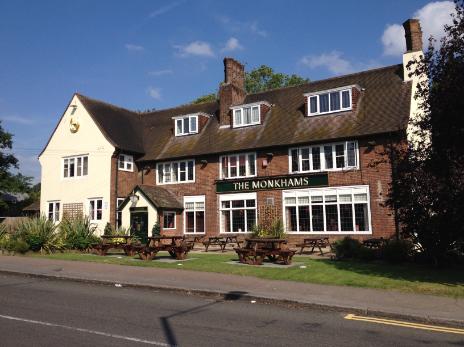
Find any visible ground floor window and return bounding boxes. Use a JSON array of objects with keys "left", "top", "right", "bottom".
[
  {"left": 89, "top": 198, "right": 103, "bottom": 221},
  {"left": 48, "top": 201, "right": 60, "bottom": 222},
  {"left": 220, "top": 192, "right": 257, "bottom": 233},
  {"left": 283, "top": 186, "right": 371, "bottom": 233},
  {"left": 116, "top": 198, "right": 124, "bottom": 229},
  {"left": 184, "top": 196, "right": 205, "bottom": 234},
  {"left": 163, "top": 211, "right": 176, "bottom": 229}
]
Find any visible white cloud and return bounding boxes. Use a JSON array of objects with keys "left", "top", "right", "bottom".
[
  {"left": 125, "top": 43, "right": 144, "bottom": 52},
  {"left": 148, "top": 69, "right": 173, "bottom": 76},
  {"left": 382, "top": 1, "right": 456, "bottom": 56},
  {"left": 14, "top": 154, "right": 41, "bottom": 183},
  {"left": 300, "top": 51, "right": 354, "bottom": 75},
  {"left": 250, "top": 22, "right": 267, "bottom": 37},
  {"left": 1, "top": 115, "right": 35, "bottom": 125},
  {"left": 147, "top": 86, "right": 162, "bottom": 100},
  {"left": 149, "top": 1, "right": 182, "bottom": 17},
  {"left": 174, "top": 41, "right": 214, "bottom": 57},
  {"left": 221, "top": 37, "right": 243, "bottom": 52}
]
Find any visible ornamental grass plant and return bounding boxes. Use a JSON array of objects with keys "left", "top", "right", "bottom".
[
  {"left": 16, "top": 216, "right": 62, "bottom": 254},
  {"left": 59, "top": 216, "right": 99, "bottom": 251}
]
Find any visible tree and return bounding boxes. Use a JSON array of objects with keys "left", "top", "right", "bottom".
[
  {"left": 388, "top": 1, "right": 464, "bottom": 264},
  {"left": 0, "top": 120, "right": 32, "bottom": 213},
  {"left": 244, "top": 65, "right": 309, "bottom": 94},
  {"left": 190, "top": 65, "right": 309, "bottom": 104}
]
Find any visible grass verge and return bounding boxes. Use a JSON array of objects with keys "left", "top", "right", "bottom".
[{"left": 25, "top": 251, "right": 464, "bottom": 298}]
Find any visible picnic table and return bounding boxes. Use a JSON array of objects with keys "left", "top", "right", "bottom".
[
  {"left": 234, "top": 238, "right": 296, "bottom": 265},
  {"left": 137, "top": 236, "right": 193, "bottom": 261},
  {"left": 362, "top": 237, "right": 387, "bottom": 249},
  {"left": 296, "top": 237, "right": 332, "bottom": 255},
  {"left": 203, "top": 235, "right": 242, "bottom": 252},
  {"left": 93, "top": 235, "right": 135, "bottom": 256}
]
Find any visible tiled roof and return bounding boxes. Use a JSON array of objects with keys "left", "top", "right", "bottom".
[
  {"left": 136, "top": 185, "right": 183, "bottom": 210},
  {"left": 76, "top": 64, "right": 411, "bottom": 162}
]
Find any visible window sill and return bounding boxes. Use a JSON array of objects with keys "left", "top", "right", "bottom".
[
  {"left": 286, "top": 231, "right": 372, "bottom": 235},
  {"left": 118, "top": 168, "right": 134, "bottom": 172},
  {"left": 157, "top": 180, "right": 195, "bottom": 185}
]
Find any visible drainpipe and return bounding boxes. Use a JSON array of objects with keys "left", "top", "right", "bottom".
[{"left": 114, "top": 151, "right": 119, "bottom": 228}]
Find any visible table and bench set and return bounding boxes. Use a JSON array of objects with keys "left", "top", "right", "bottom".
[{"left": 92, "top": 234, "right": 334, "bottom": 266}]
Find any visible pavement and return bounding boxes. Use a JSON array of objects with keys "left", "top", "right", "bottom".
[
  {"left": 1, "top": 273, "right": 463, "bottom": 347},
  {"left": 0, "top": 255, "right": 463, "bottom": 327}
]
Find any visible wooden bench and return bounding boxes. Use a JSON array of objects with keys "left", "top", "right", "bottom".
[
  {"left": 92, "top": 243, "right": 112, "bottom": 256},
  {"left": 362, "top": 238, "right": 387, "bottom": 249},
  {"left": 137, "top": 246, "right": 159, "bottom": 261},
  {"left": 234, "top": 248, "right": 266, "bottom": 265},
  {"left": 203, "top": 237, "right": 227, "bottom": 252},
  {"left": 276, "top": 249, "right": 296, "bottom": 265},
  {"left": 296, "top": 237, "right": 331, "bottom": 255}
]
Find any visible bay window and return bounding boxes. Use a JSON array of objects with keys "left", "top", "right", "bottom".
[
  {"left": 220, "top": 152, "right": 256, "bottom": 179},
  {"left": 63, "top": 155, "right": 88, "bottom": 178},
  {"left": 283, "top": 186, "right": 371, "bottom": 233},
  {"left": 184, "top": 196, "right": 205, "bottom": 234},
  {"left": 220, "top": 193, "right": 257, "bottom": 233},
  {"left": 157, "top": 159, "right": 195, "bottom": 184},
  {"left": 289, "top": 141, "right": 358, "bottom": 173}
]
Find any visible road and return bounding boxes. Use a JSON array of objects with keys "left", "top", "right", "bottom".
[{"left": 0, "top": 273, "right": 461, "bottom": 346}]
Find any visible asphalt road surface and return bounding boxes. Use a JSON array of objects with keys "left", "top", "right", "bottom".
[{"left": 0, "top": 273, "right": 462, "bottom": 347}]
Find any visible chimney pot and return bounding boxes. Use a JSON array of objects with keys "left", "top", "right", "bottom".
[{"left": 403, "top": 19, "right": 423, "bottom": 52}]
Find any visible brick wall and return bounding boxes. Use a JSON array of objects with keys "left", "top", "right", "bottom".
[{"left": 109, "top": 135, "right": 397, "bottom": 244}]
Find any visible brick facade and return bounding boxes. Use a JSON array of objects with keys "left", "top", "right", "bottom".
[{"left": 110, "top": 134, "right": 398, "bottom": 246}]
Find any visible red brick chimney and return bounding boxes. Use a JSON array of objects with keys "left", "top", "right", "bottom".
[
  {"left": 403, "top": 19, "right": 423, "bottom": 52},
  {"left": 219, "top": 58, "right": 246, "bottom": 126}
]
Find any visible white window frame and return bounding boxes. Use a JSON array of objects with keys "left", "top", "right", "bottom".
[
  {"left": 183, "top": 195, "right": 205, "bottom": 234},
  {"left": 116, "top": 198, "right": 124, "bottom": 229},
  {"left": 163, "top": 211, "right": 176, "bottom": 230},
  {"left": 219, "top": 152, "right": 257, "bottom": 179},
  {"left": 88, "top": 198, "right": 103, "bottom": 221},
  {"left": 47, "top": 201, "right": 60, "bottom": 222},
  {"left": 219, "top": 192, "right": 257, "bottom": 234},
  {"left": 174, "top": 115, "right": 198, "bottom": 136},
  {"left": 305, "top": 86, "right": 353, "bottom": 116},
  {"left": 288, "top": 141, "right": 359, "bottom": 173},
  {"left": 156, "top": 159, "right": 195, "bottom": 185},
  {"left": 118, "top": 154, "right": 134, "bottom": 172},
  {"left": 62, "top": 154, "right": 88, "bottom": 179},
  {"left": 282, "top": 185, "right": 372, "bottom": 235},
  {"left": 231, "top": 103, "right": 261, "bottom": 128}
]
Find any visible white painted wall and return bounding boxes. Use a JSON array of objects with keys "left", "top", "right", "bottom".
[
  {"left": 39, "top": 95, "right": 115, "bottom": 235},
  {"left": 403, "top": 51, "right": 429, "bottom": 150},
  {"left": 120, "top": 192, "right": 159, "bottom": 237}
]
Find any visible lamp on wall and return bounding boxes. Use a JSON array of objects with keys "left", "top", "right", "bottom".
[{"left": 129, "top": 192, "right": 139, "bottom": 204}]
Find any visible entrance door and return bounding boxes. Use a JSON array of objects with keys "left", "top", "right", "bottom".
[{"left": 130, "top": 209, "right": 148, "bottom": 244}]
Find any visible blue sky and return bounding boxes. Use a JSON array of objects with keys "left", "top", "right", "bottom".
[{"left": 0, "top": 0, "right": 456, "bottom": 182}]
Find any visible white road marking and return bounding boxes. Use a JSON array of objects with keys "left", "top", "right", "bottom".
[{"left": 0, "top": 313, "right": 170, "bottom": 346}]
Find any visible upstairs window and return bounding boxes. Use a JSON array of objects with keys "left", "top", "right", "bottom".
[
  {"left": 63, "top": 155, "right": 88, "bottom": 178},
  {"left": 175, "top": 115, "right": 198, "bottom": 136},
  {"left": 289, "top": 141, "right": 358, "bottom": 173},
  {"left": 157, "top": 159, "right": 195, "bottom": 184},
  {"left": 306, "top": 88, "right": 352, "bottom": 116},
  {"left": 220, "top": 152, "right": 257, "bottom": 179},
  {"left": 232, "top": 104, "right": 260, "bottom": 128},
  {"left": 118, "top": 154, "right": 133, "bottom": 172}
]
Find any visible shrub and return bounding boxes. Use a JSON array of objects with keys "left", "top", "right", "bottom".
[
  {"left": 151, "top": 222, "right": 160, "bottom": 236},
  {"left": 59, "top": 216, "right": 99, "bottom": 250},
  {"left": 16, "top": 216, "right": 62, "bottom": 253},
  {"left": 251, "top": 219, "right": 287, "bottom": 239},
  {"left": 381, "top": 239, "right": 414, "bottom": 264},
  {"left": 333, "top": 237, "right": 362, "bottom": 259},
  {"left": 251, "top": 224, "right": 267, "bottom": 238},
  {"left": 9, "top": 239, "right": 30, "bottom": 254},
  {"left": 356, "top": 246, "right": 377, "bottom": 262},
  {"left": 103, "top": 222, "right": 113, "bottom": 236}
]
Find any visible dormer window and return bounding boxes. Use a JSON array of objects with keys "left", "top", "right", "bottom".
[
  {"left": 174, "top": 115, "right": 198, "bottom": 136},
  {"left": 118, "top": 154, "right": 133, "bottom": 172},
  {"left": 305, "top": 87, "right": 353, "bottom": 116},
  {"left": 232, "top": 104, "right": 261, "bottom": 128}
]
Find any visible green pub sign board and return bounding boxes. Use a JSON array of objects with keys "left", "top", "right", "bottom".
[{"left": 216, "top": 173, "right": 328, "bottom": 193}]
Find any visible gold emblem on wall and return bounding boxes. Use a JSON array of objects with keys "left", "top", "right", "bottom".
[{"left": 69, "top": 117, "right": 80, "bottom": 133}]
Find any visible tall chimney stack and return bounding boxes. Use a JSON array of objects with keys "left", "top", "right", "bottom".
[
  {"left": 403, "top": 19, "right": 423, "bottom": 52},
  {"left": 219, "top": 58, "right": 246, "bottom": 127}
]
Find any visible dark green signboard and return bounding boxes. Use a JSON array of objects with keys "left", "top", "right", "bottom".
[{"left": 216, "top": 173, "right": 328, "bottom": 193}]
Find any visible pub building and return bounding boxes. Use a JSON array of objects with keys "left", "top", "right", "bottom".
[{"left": 39, "top": 19, "right": 424, "bottom": 245}]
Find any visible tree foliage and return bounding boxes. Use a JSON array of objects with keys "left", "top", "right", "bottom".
[
  {"left": 190, "top": 65, "right": 309, "bottom": 104},
  {"left": 388, "top": 1, "right": 464, "bottom": 264},
  {"left": 0, "top": 120, "right": 33, "bottom": 212}
]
